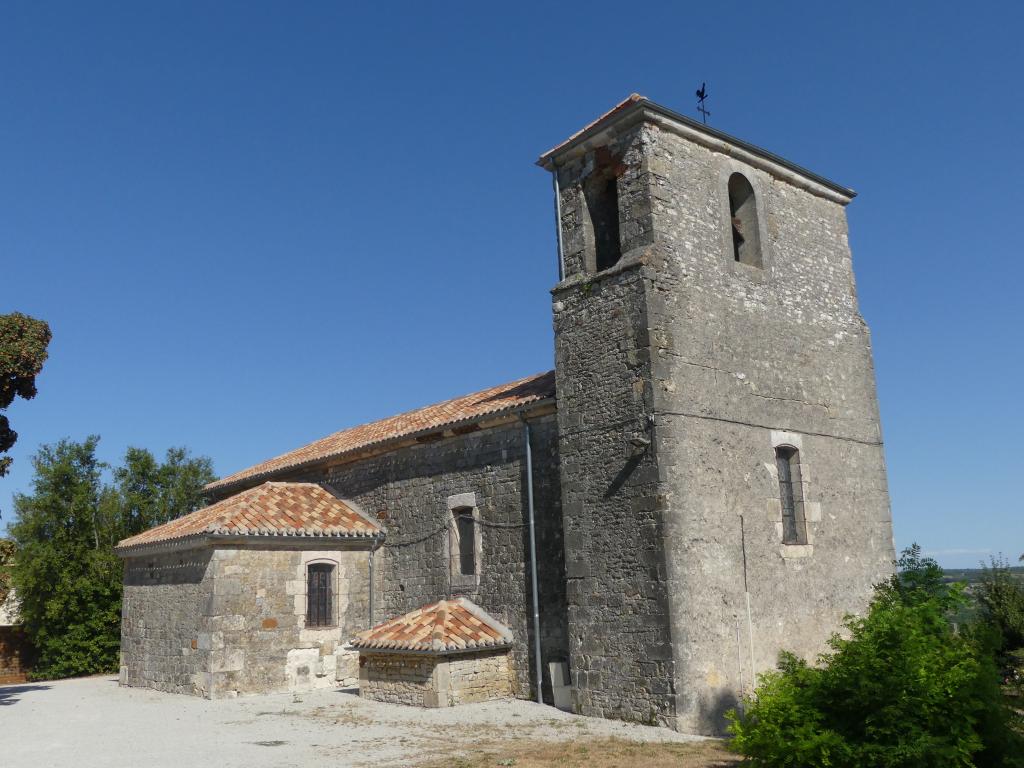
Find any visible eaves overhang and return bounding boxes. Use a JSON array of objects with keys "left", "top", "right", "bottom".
[
  {"left": 205, "top": 397, "right": 556, "bottom": 499},
  {"left": 115, "top": 530, "right": 385, "bottom": 558},
  {"left": 350, "top": 640, "right": 513, "bottom": 657},
  {"left": 537, "top": 94, "right": 856, "bottom": 204}
]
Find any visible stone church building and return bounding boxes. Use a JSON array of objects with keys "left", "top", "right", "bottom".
[{"left": 116, "top": 94, "right": 895, "bottom": 734}]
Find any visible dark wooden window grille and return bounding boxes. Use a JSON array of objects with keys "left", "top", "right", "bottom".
[
  {"left": 306, "top": 563, "right": 334, "bottom": 627},
  {"left": 775, "top": 446, "right": 807, "bottom": 545},
  {"left": 454, "top": 509, "right": 476, "bottom": 576}
]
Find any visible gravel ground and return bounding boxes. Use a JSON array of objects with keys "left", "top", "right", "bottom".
[{"left": 2, "top": 676, "right": 706, "bottom": 768}]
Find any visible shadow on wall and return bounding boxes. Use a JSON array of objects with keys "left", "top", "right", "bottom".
[
  {"left": 703, "top": 686, "right": 741, "bottom": 736},
  {"left": 604, "top": 453, "right": 644, "bottom": 498},
  {"left": 0, "top": 683, "right": 51, "bottom": 706}
]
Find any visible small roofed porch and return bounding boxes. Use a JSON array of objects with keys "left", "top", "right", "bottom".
[{"left": 352, "top": 598, "right": 515, "bottom": 708}]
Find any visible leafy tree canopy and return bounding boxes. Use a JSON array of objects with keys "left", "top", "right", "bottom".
[
  {"left": 0, "top": 312, "right": 52, "bottom": 479},
  {"left": 9, "top": 437, "right": 215, "bottom": 679},
  {"left": 112, "top": 446, "right": 215, "bottom": 539},
  {"left": 976, "top": 555, "right": 1024, "bottom": 663}
]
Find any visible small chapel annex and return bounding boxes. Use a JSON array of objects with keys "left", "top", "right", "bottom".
[{"left": 116, "top": 94, "right": 896, "bottom": 735}]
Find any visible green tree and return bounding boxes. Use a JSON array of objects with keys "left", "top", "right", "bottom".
[
  {"left": 0, "top": 312, "right": 52, "bottom": 479},
  {"left": 9, "top": 437, "right": 120, "bottom": 677},
  {"left": 974, "top": 555, "right": 1024, "bottom": 737},
  {"left": 9, "top": 438, "right": 215, "bottom": 679},
  {"left": 111, "top": 446, "right": 215, "bottom": 540},
  {"left": 976, "top": 555, "right": 1024, "bottom": 656},
  {"left": 728, "top": 545, "right": 1023, "bottom": 767}
]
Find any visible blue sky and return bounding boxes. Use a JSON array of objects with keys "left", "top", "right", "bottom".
[{"left": 2, "top": 2, "right": 1021, "bottom": 567}]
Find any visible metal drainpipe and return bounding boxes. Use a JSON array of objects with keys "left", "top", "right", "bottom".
[
  {"left": 552, "top": 167, "right": 565, "bottom": 282},
  {"left": 740, "top": 516, "right": 755, "bottom": 690},
  {"left": 523, "top": 419, "right": 544, "bottom": 704}
]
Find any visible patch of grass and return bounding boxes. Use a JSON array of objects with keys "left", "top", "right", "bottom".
[
  {"left": 417, "top": 736, "right": 739, "bottom": 767},
  {"left": 305, "top": 704, "right": 378, "bottom": 727}
]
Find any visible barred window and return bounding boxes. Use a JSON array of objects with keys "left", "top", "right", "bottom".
[
  {"left": 306, "top": 563, "right": 334, "bottom": 627},
  {"left": 454, "top": 508, "right": 477, "bottom": 576},
  {"left": 775, "top": 446, "right": 807, "bottom": 545}
]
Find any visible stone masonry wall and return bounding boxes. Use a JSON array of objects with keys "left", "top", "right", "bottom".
[
  {"left": 359, "top": 650, "right": 513, "bottom": 707},
  {"left": 0, "top": 626, "right": 30, "bottom": 684},
  {"left": 359, "top": 653, "right": 437, "bottom": 706},
  {"left": 284, "top": 413, "right": 567, "bottom": 704},
  {"left": 447, "top": 650, "right": 514, "bottom": 706},
  {"left": 121, "top": 543, "right": 370, "bottom": 698},
  {"left": 202, "top": 545, "right": 369, "bottom": 697},
  {"left": 553, "top": 123, "right": 677, "bottom": 728},
  {"left": 643, "top": 124, "right": 894, "bottom": 733},
  {"left": 121, "top": 549, "right": 214, "bottom": 695}
]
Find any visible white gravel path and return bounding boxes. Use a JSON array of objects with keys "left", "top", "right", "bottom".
[{"left": 2, "top": 676, "right": 705, "bottom": 768}]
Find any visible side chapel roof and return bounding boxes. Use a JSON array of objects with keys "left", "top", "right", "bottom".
[{"left": 115, "top": 481, "right": 382, "bottom": 554}]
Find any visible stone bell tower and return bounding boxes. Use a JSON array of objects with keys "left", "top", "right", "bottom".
[{"left": 538, "top": 94, "right": 895, "bottom": 734}]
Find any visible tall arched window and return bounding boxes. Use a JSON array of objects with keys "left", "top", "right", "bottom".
[
  {"left": 728, "top": 173, "right": 763, "bottom": 268},
  {"left": 775, "top": 446, "right": 807, "bottom": 545}
]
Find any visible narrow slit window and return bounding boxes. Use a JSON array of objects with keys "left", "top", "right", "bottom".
[
  {"left": 306, "top": 563, "right": 334, "bottom": 627},
  {"left": 454, "top": 508, "right": 477, "bottom": 576},
  {"left": 775, "top": 447, "right": 807, "bottom": 545},
  {"left": 585, "top": 175, "right": 622, "bottom": 271},
  {"left": 728, "top": 173, "right": 763, "bottom": 268}
]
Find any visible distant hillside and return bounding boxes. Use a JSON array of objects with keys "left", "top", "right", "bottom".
[{"left": 942, "top": 566, "right": 1024, "bottom": 585}]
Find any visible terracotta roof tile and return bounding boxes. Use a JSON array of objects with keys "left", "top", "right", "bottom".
[
  {"left": 115, "top": 482, "right": 382, "bottom": 553},
  {"left": 206, "top": 371, "right": 556, "bottom": 494},
  {"left": 352, "top": 598, "right": 513, "bottom": 654},
  {"left": 537, "top": 93, "right": 647, "bottom": 164}
]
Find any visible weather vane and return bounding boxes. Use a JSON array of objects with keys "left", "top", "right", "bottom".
[{"left": 696, "top": 82, "right": 710, "bottom": 124}]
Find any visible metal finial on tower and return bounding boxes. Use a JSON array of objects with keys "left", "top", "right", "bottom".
[{"left": 696, "top": 82, "right": 711, "bottom": 124}]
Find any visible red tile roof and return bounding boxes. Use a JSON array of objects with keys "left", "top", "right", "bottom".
[
  {"left": 537, "top": 93, "right": 647, "bottom": 165},
  {"left": 115, "top": 481, "right": 382, "bottom": 553},
  {"left": 206, "top": 371, "right": 556, "bottom": 494},
  {"left": 352, "top": 598, "right": 514, "bottom": 654}
]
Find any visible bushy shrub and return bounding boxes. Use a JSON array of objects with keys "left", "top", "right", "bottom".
[{"left": 727, "top": 546, "right": 1023, "bottom": 767}]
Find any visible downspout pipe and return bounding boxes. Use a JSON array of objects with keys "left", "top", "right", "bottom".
[
  {"left": 523, "top": 419, "right": 544, "bottom": 704},
  {"left": 552, "top": 167, "right": 565, "bottom": 282},
  {"left": 739, "top": 516, "right": 755, "bottom": 692}
]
